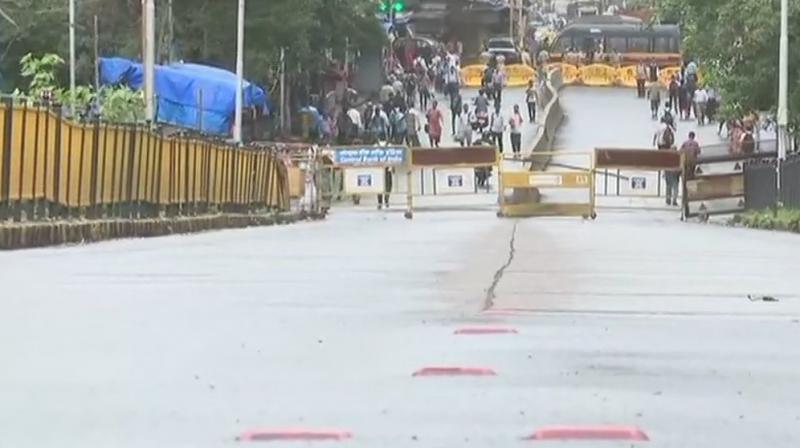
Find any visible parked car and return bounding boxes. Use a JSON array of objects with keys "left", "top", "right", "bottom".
[{"left": 481, "top": 37, "right": 522, "bottom": 64}]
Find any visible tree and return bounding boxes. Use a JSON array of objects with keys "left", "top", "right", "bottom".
[
  {"left": 656, "top": 0, "right": 800, "bottom": 126},
  {"left": 1, "top": 0, "right": 384, "bottom": 91}
]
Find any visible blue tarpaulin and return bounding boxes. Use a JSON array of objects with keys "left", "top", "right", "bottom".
[{"left": 99, "top": 57, "right": 269, "bottom": 135}]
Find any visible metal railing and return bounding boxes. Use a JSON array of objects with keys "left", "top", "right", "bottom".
[{"left": 0, "top": 98, "right": 290, "bottom": 222}]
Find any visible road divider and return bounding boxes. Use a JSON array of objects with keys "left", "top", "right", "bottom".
[
  {"left": 412, "top": 366, "right": 497, "bottom": 377},
  {"left": 453, "top": 326, "right": 519, "bottom": 335},
  {"left": 236, "top": 428, "right": 353, "bottom": 442},
  {"left": 524, "top": 425, "right": 649, "bottom": 441}
]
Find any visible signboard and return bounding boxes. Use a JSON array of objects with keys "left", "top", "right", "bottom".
[
  {"left": 447, "top": 174, "right": 464, "bottom": 188},
  {"left": 435, "top": 169, "right": 475, "bottom": 194},
  {"left": 344, "top": 168, "right": 385, "bottom": 194},
  {"left": 333, "top": 146, "right": 405, "bottom": 166},
  {"left": 631, "top": 176, "right": 647, "bottom": 190}
]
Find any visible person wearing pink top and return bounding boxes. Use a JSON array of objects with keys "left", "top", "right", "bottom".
[{"left": 426, "top": 100, "right": 444, "bottom": 148}]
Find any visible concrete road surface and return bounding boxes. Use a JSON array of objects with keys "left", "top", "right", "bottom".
[
  {"left": 2, "top": 207, "right": 800, "bottom": 448},
  {"left": 1, "top": 87, "right": 799, "bottom": 448}
]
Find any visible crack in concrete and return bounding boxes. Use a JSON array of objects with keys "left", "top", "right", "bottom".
[{"left": 483, "top": 220, "right": 519, "bottom": 311}]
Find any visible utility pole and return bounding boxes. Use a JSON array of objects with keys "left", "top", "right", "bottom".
[
  {"left": 517, "top": 0, "right": 525, "bottom": 49},
  {"left": 143, "top": 0, "right": 156, "bottom": 122},
  {"left": 233, "top": 0, "right": 246, "bottom": 144},
  {"left": 167, "top": 0, "right": 175, "bottom": 63},
  {"left": 509, "top": 0, "right": 514, "bottom": 40},
  {"left": 279, "top": 47, "right": 286, "bottom": 133},
  {"left": 777, "top": 0, "right": 789, "bottom": 201},
  {"left": 94, "top": 15, "right": 100, "bottom": 93},
  {"left": 69, "top": 0, "right": 76, "bottom": 110}
]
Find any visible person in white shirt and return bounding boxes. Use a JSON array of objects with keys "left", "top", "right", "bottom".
[
  {"left": 346, "top": 107, "right": 362, "bottom": 141},
  {"left": 489, "top": 106, "right": 506, "bottom": 153},
  {"left": 406, "top": 106, "right": 422, "bottom": 147},
  {"left": 456, "top": 104, "right": 475, "bottom": 147},
  {"left": 491, "top": 66, "right": 507, "bottom": 106},
  {"left": 693, "top": 87, "right": 708, "bottom": 125},
  {"left": 509, "top": 105, "right": 524, "bottom": 156}
]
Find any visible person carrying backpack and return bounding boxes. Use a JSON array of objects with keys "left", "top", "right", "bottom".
[
  {"left": 654, "top": 117, "right": 679, "bottom": 206},
  {"left": 654, "top": 117, "right": 675, "bottom": 150}
]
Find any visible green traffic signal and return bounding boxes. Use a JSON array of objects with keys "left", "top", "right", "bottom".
[
  {"left": 378, "top": 1, "right": 388, "bottom": 12},
  {"left": 392, "top": 1, "right": 405, "bottom": 12}
]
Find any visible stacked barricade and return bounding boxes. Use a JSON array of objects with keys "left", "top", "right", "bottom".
[{"left": 461, "top": 63, "right": 695, "bottom": 89}]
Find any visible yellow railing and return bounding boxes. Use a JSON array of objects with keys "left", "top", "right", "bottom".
[
  {"left": 0, "top": 101, "right": 289, "bottom": 221},
  {"left": 461, "top": 63, "right": 695, "bottom": 88}
]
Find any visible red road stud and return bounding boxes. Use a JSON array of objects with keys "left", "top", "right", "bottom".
[
  {"left": 412, "top": 366, "right": 497, "bottom": 377},
  {"left": 454, "top": 326, "right": 518, "bottom": 335},
  {"left": 237, "top": 428, "right": 353, "bottom": 442},
  {"left": 525, "top": 425, "right": 649, "bottom": 441}
]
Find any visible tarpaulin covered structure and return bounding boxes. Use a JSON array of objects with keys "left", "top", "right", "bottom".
[{"left": 99, "top": 57, "right": 269, "bottom": 135}]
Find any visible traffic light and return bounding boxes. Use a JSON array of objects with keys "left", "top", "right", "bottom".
[{"left": 378, "top": 0, "right": 404, "bottom": 14}]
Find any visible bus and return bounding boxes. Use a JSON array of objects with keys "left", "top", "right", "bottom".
[{"left": 548, "top": 22, "right": 682, "bottom": 66}]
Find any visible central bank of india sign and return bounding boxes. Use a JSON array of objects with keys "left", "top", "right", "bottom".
[{"left": 334, "top": 147, "right": 406, "bottom": 166}]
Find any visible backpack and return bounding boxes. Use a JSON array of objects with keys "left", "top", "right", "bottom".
[{"left": 660, "top": 126, "right": 675, "bottom": 147}]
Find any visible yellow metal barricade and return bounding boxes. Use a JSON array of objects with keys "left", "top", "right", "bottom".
[{"left": 498, "top": 151, "right": 596, "bottom": 218}]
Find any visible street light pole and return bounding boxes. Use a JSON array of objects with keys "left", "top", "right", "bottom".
[
  {"left": 68, "top": 0, "right": 76, "bottom": 108},
  {"left": 143, "top": 0, "right": 156, "bottom": 122},
  {"left": 777, "top": 0, "right": 789, "bottom": 198},
  {"left": 233, "top": 0, "right": 245, "bottom": 144}
]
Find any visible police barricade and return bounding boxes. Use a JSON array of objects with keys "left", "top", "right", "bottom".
[
  {"left": 535, "top": 63, "right": 698, "bottom": 88},
  {"left": 498, "top": 151, "right": 596, "bottom": 218},
  {"left": 683, "top": 151, "right": 777, "bottom": 221},
  {"left": 321, "top": 145, "right": 408, "bottom": 206},
  {"left": 402, "top": 146, "right": 501, "bottom": 219},
  {"left": 461, "top": 65, "right": 485, "bottom": 88},
  {"left": 460, "top": 64, "right": 536, "bottom": 88},
  {"left": 594, "top": 148, "right": 683, "bottom": 211},
  {"left": 579, "top": 64, "right": 619, "bottom": 87}
]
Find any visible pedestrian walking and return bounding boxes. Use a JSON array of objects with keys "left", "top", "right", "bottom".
[
  {"left": 449, "top": 93, "right": 463, "bottom": 136},
  {"left": 418, "top": 72, "right": 431, "bottom": 111},
  {"left": 491, "top": 65, "right": 506, "bottom": 106},
  {"left": 406, "top": 106, "right": 422, "bottom": 147},
  {"left": 456, "top": 104, "right": 474, "bottom": 147},
  {"left": 648, "top": 59, "right": 659, "bottom": 83},
  {"left": 635, "top": 63, "right": 647, "bottom": 98},
  {"left": 668, "top": 75, "right": 680, "bottom": 115},
  {"left": 444, "top": 65, "right": 460, "bottom": 102},
  {"left": 389, "top": 107, "right": 407, "bottom": 145},
  {"left": 489, "top": 106, "right": 506, "bottom": 153},
  {"left": 346, "top": 105, "right": 362, "bottom": 142},
  {"left": 509, "top": 105, "right": 524, "bottom": 157},
  {"left": 647, "top": 81, "right": 662, "bottom": 120},
  {"left": 426, "top": 100, "right": 444, "bottom": 148},
  {"left": 693, "top": 86, "right": 708, "bottom": 125},
  {"left": 369, "top": 104, "right": 389, "bottom": 143},
  {"left": 377, "top": 167, "right": 393, "bottom": 210},
  {"left": 679, "top": 131, "right": 701, "bottom": 178},
  {"left": 654, "top": 117, "right": 678, "bottom": 206},
  {"left": 525, "top": 80, "right": 537, "bottom": 123}
]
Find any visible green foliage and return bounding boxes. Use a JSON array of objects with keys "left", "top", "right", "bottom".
[
  {"left": 19, "top": 52, "right": 64, "bottom": 97},
  {"left": 734, "top": 208, "right": 800, "bottom": 233},
  {"left": 1, "top": 0, "right": 385, "bottom": 91},
  {"left": 655, "top": 0, "right": 800, "bottom": 126},
  {"left": 98, "top": 86, "right": 144, "bottom": 123}
]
